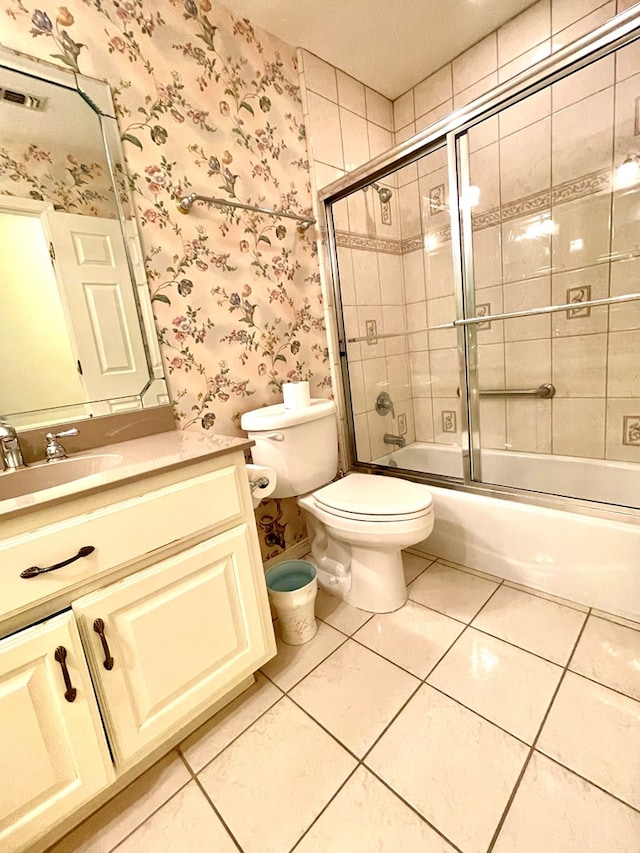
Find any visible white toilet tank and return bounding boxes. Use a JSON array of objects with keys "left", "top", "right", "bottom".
[{"left": 241, "top": 399, "right": 338, "bottom": 498}]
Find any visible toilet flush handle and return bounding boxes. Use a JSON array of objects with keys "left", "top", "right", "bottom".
[{"left": 264, "top": 432, "right": 284, "bottom": 441}]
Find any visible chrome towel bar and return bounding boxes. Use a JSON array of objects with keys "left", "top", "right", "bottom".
[{"left": 176, "top": 192, "right": 315, "bottom": 231}]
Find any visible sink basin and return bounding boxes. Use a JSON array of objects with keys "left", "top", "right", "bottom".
[{"left": 0, "top": 453, "right": 124, "bottom": 500}]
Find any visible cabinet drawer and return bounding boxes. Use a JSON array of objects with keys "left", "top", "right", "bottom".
[{"left": 0, "top": 466, "right": 243, "bottom": 623}]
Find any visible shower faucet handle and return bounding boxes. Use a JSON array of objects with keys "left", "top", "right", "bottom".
[{"left": 375, "top": 392, "right": 394, "bottom": 417}]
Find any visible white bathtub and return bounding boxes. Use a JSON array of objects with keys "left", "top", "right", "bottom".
[
  {"left": 386, "top": 441, "right": 639, "bottom": 507},
  {"left": 380, "top": 442, "right": 640, "bottom": 622}
]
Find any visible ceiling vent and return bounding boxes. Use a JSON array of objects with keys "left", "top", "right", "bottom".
[{"left": 0, "top": 87, "right": 47, "bottom": 111}]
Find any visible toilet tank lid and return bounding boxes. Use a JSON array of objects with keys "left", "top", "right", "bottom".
[{"left": 241, "top": 398, "right": 336, "bottom": 431}]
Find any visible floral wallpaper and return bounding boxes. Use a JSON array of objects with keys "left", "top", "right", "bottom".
[
  {"left": 2, "top": 0, "right": 332, "bottom": 560},
  {"left": 0, "top": 143, "right": 117, "bottom": 216}
]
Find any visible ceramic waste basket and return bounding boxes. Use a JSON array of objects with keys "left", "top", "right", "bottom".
[{"left": 265, "top": 560, "right": 318, "bottom": 645}]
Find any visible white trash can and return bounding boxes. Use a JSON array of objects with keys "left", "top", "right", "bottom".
[{"left": 265, "top": 560, "right": 318, "bottom": 645}]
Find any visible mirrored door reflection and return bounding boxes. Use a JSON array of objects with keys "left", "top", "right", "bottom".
[
  {"left": 464, "top": 44, "right": 640, "bottom": 508},
  {"left": 332, "top": 144, "right": 463, "bottom": 478}
]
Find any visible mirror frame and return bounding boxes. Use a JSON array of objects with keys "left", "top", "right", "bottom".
[{"left": 0, "top": 45, "right": 169, "bottom": 430}]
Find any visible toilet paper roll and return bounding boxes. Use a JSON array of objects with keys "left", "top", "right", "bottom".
[
  {"left": 282, "top": 381, "right": 311, "bottom": 409},
  {"left": 246, "top": 463, "right": 277, "bottom": 508}
]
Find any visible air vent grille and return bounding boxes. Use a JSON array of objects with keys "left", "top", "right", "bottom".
[{"left": 0, "top": 88, "right": 47, "bottom": 111}]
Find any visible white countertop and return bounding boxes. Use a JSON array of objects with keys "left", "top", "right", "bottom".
[{"left": 0, "top": 430, "right": 253, "bottom": 519}]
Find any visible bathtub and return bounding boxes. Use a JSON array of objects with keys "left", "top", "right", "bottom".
[{"left": 378, "top": 442, "right": 640, "bottom": 622}]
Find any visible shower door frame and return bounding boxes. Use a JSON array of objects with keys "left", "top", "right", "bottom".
[{"left": 320, "top": 4, "right": 640, "bottom": 524}]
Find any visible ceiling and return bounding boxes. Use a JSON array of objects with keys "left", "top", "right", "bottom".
[{"left": 229, "top": 0, "right": 540, "bottom": 99}]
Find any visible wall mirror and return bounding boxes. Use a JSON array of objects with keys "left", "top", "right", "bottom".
[{"left": 0, "top": 46, "right": 168, "bottom": 430}]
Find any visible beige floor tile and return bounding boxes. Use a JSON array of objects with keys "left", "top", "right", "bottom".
[
  {"left": 180, "top": 673, "right": 282, "bottom": 772},
  {"left": 537, "top": 672, "right": 640, "bottom": 809},
  {"left": 472, "top": 585, "right": 587, "bottom": 664},
  {"left": 402, "top": 550, "right": 434, "bottom": 584},
  {"left": 315, "top": 587, "right": 373, "bottom": 635},
  {"left": 409, "top": 562, "right": 499, "bottom": 622},
  {"left": 427, "top": 629, "right": 562, "bottom": 743},
  {"left": 494, "top": 752, "right": 640, "bottom": 852},
  {"left": 366, "top": 685, "right": 529, "bottom": 853},
  {"left": 293, "top": 767, "right": 456, "bottom": 852},
  {"left": 354, "top": 600, "right": 465, "bottom": 678},
  {"left": 198, "top": 697, "right": 356, "bottom": 853},
  {"left": 261, "top": 620, "right": 345, "bottom": 692},
  {"left": 290, "top": 640, "right": 419, "bottom": 757},
  {"left": 48, "top": 752, "right": 190, "bottom": 853},
  {"left": 115, "top": 781, "right": 236, "bottom": 852},
  {"left": 570, "top": 614, "right": 640, "bottom": 701}
]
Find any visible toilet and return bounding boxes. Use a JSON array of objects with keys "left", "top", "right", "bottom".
[{"left": 241, "top": 399, "right": 434, "bottom": 613}]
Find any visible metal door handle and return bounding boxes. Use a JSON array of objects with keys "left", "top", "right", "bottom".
[
  {"left": 20, "top": 545, "right": 95, "bottom": 579},
  {"left": 93, "top": 618, "right": 114, "bottom": 670},
  {"left": 54, "top": 646, "right": 77, "bottom": 702}
]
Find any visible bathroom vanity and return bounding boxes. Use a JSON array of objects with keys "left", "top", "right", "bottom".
[{"left": 0, "top": 431, "right": 276, "bottom": 852}]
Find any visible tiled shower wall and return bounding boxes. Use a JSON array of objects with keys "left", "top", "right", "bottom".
[
  {"left": 298, "top": 50, "right": 415, "bottom": 462},
  {"left": 300, "top": 0, "right": 640, "bottom": 465},
  {"left": 395, "top": 0, "right": 640, "bottom": 463}
]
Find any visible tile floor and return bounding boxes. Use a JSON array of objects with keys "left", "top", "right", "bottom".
[{"left": 49, "top": 552, "right": 640, "bottom": 853}]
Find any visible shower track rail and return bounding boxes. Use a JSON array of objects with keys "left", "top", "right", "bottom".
[{"left": 345, "top": 291, "right": 640, "bottom": 343}]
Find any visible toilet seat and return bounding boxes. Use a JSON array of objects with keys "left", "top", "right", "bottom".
[{"left": 313, "top": 473, "right": 433, "bottom": 523}]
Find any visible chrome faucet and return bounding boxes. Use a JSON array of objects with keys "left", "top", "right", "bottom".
[
  {"left": 0, "top": 419, "right": 27, "bottom": 470},
  {"left": 45, "top": 428, "right": 79, "bottom": 462},
  {"left": 384, "top": 433, "right": 406, "bottom": 448}
]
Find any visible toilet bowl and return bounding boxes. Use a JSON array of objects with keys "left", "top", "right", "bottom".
[
  {"left": 240, "top": 399, "right": 436, "bottom": 614},
  {"left": 298, "top": 473, "right": 434, "bottom": 612}
]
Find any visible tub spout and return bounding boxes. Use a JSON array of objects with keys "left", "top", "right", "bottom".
[{"left": 384, "top": 433, "right": 406, "bottom": 448}]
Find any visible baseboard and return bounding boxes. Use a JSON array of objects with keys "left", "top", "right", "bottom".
[{"left": 263, "top": 538, "right": 310, "bottom": 571}]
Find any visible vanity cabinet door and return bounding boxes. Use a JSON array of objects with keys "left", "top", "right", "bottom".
[
  {"left": 73, "top": 524, "right": 275, "bottom": 766},
  {"left": 0, "top": 612, "right": 113, "bottom": 853}
]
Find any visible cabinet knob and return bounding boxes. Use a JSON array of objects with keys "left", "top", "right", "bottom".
[
  {"left": 54, "top": 646, "right": 77, "bottom": 703},
  {"left": 93, "top": 618, "right": 114, "bottom": 670}
]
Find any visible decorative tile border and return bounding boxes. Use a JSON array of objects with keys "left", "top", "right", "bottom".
[
  {"left": 401, "top": 236, "right": 424, "bottom": 253},
  {"left": 473, "top": 169, "right": 612, "bottom": 230},
  {"left": 623, "top": 415, "right": 640, "bottom": 446},
  {"left": 336, "top": 168, "right": 612, "bottom": 253},
  {"left": 334, "top": 231, "right": 402, "bottom": 254},
  {"left": 552, "top": 169, "right": 612, "bottom": 205}
]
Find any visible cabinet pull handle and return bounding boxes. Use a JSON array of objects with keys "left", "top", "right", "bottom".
[
  {"left": 20, "top": 545, "right": 95, "bottom": 579},
  {"left": 93, "top": 618, "right": 114, "bottom": 670},
  {"left": 54, "top": 646, "right": 77, "bottom": 703}
]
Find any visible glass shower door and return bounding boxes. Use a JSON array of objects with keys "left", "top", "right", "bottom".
[
  {"left": 331, "top": 144, "right": 463, "bottom": 479},
  {"left": 459, "top": 43, "right": 640, "bottom": 508}
]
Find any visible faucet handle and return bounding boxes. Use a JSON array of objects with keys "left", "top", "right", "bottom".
[
  {"left": 45, "top": 428, "right": 79, "bottom": 461},
  {"left": 46, "top": 428, "right": 79, "bottom": 442},
  {"left": 376, "top": 392, "right": 395, "bottom": 417}
]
